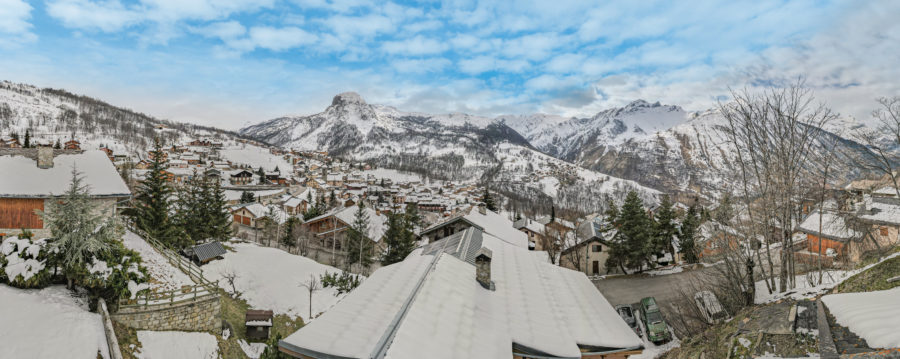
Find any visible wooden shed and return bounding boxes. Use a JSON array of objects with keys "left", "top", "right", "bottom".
[{"left": 245, "top": 309, "right": 274, "bottom": 340}]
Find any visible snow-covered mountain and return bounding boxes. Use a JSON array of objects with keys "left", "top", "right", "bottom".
[
  {"left": 240, "top": 92, "right": 534, "bottom": 180},
  {"left": 0, "top": 81, "right": 242, "bottom": 157}
]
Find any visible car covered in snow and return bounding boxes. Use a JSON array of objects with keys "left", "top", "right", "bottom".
[
  {"left": 615, "top": 304, "right": 642, "bottom": 337},
  {"left": 694, "top": 290, "right": 729, "bottom": 324},
  {"left": 640, "top": 297, "right": 672, "bottom": 344}
]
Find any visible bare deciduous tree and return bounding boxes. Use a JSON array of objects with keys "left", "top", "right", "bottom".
[
  {"left": 719, "top": 79, "right": 837, "bottom": 295},
  {"left": 299, "top": 274, "right": 321, "bottom": 320},
  {"left": 853, "top": 97, "right": 900, "bottom": 197}
]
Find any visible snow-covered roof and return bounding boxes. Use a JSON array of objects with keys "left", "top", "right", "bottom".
[
  {"left": 873, "top": 186, "right": 898, "bottom": 197},
  {"left": 306, "top": 205, "right": 388, "bottom": 241},
  {"left": 280, "top": 227, "right": 642, "bottom": 358},
  {"left": 796, "top": 210, "right": 860, "bottom": 241},
  {"left": 858, "top": 197, "right": 900, "bottom": 226},
  {"left": 421, "top": 207, "right": 529, "bottom": 248},
  {"left": 0, "top": 150, "right": 130, "bottom": 198}
]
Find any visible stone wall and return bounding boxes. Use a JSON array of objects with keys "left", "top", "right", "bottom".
[{"left": 112, "top": 295, "right": 221, "bottom": 333}]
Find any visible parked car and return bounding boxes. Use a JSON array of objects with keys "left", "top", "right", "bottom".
[
  {"left": 639, "top": 297, "right": 672, "bottom": 344},
  {"left": 694, "top": 290, "right": 729, "bottom": 324},
  {"left": 615, "top": 304, "right": 642, "bottom": 337}
]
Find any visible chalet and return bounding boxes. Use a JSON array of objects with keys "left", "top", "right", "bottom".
[
  {"left": 0, "top": 136, "right": 20, "bottom": 148},
  {"left": 303, "top": 205, "right": 388, "bottom": 269},
  {"left": 134, "top": 160, "right": 151, "bottom": 169},
  {"left": 0, "top": 148, "right": 131, "bottom": 238},
  {"left": 282, "top": 196, "right": 308, "bottom": 215},
  {"left": 326, "top": 173, "right": 344, "bottom": 187},
  {"left": 278, "top": 227, "right": 644, "bottom": 359},
  {"left": 514, "top": 218, "right": 546, "bottom": 250},
  {"left": 189, "top": 139, "right": 212, "bottom": 147},
  {"left": 696, "top": 220, "right": 744, "bottom": 260},
  {"left": 563, "top": 215, "right": 615, "bottom": 276},
  {"left": 418, "top": 206, "right": 528, "bottom": 248},
  {"left": 230, "top": 170, "right": 254, "bottom": 185},
  {"left": 231, "top": 203, "right": 269, "bottom": 229},
  {"left": 64, "top": 140, "right": 81, "bottom": 150},
  {"left": 796, "top": 210, "right": 862, "bottom": 264},
  {"left": 100, "top": 147, "right": 113, "bottom": 159}
]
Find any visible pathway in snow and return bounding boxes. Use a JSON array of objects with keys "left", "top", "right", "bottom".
[
  {"left": 121, "top": 230, "right": 195, "bottom": 292},
  {"left": 0, "top": 284, "right": 110, "bottom": 358},
  {"left": 205, "top": 242, "right": 355, "bottom": 322},
  {"left": 135, "top": 331, "right": 218, "bottom": 359}
]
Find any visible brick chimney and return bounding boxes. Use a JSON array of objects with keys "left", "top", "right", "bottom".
[
  {"left": 475, "top": 247, "right": 493, "bottom": 290},
  {"left": 37, "top": 147, "right": 54, "bottom": 169}
]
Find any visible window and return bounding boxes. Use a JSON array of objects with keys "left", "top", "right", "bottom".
[{"left": 592, "top": 244, "right": 601, "bottom": 252}]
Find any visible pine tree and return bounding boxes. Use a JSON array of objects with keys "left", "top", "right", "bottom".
[
  {"left": 653, "top": 195, "right": 679, "bottom": 261},
  {"left": 482, "top": 187, "right": 497, "bottom": 212},
  {"left": 608, "top": 191, "right": 653, "bottom": 272},
  {"left": 380, "top": 212, "right": 407, "bottom": 265},
  {"left": 257, "top": 166, "right": 267, "bottom": 184},
  {"left": 281, "top": 217, "right": 300, "bottom": 247},
  {"left": 38, "top": 169, "right": 121, "bottom": 289},
  {"left": 345, "top": 203, "right": 372, "bottom": 270},
  {"left": 174, "top": 172, "right": 203, "bottom": 247},
  {"left": 240, "top": 191, "right": 255, "bottom": 203},
  {"left": 550, "top": 205, "right": 556, "bottom": 223},
  {"left": 54, "top": 139, "right": 61, "bottom": 149},
  {"left": 131, "top": 138, "right": 180, "bottom": 247},
  {"left": 23, "top": 129, "right": 30, "bottom": 148},
  {"left": 679, "top": 203, "right": 701, "bottom": 264},
  {"left": 204, "top": 178, "right": 232, "bottom": 241}
]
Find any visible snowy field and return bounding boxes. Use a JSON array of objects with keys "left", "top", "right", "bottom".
[
  {"left": 121, "top": 231, "right": 195, "bottom": 292},
  {"left": 205, "top": 242, "right": 354, "bottom": 321},
  {"left": 220, "top": 144, "right": 293, "bottom": 173},
  {"left": 135, "top": 331, "right": 218, "bottom": 359},
  {"left": 0, "top": 285, "right": 110, "bottom": 358},
  {"left": 822, "top": 287, "right": 900, "bottom": 349},
  {"left": 362, "top": 168, "right": 426, "bottom": 183}
]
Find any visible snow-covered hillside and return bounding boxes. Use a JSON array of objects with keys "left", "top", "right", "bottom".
[{"left": 0, "top": 81, "right": 242, "bottom": 158}]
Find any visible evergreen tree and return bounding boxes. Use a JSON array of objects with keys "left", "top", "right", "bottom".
[
  {"left": 131, "top": 138, "right": 180, "bottom": 247},
  {"left": 380, "top": 212, "right": 407, "bottom": 265},
  {"left": 550, "top": 206, "right": 556, "bottom": 223},
  {"left": 482, "top": 187, "right": 497, "bottom": 212},
  {"left": 607, "top": 191, "right": 653, "bottom": 272},
  {"left": 653, "top": 195, "right": 679, "bottom": 261},
  {"left": 54, "top": 139, "right": 61, "bottom": 149},
  {"left": 679, "top": 203, "right": 702, "bottom": 264},
  {"left": 38, "top": 169, "right": 121, "bottom": 289},
  {"left": 345, "top": 203, "right": 372, "bottom": 270},
  {"left": 329, "top": 190, "right": 336, "bottom": 207},
  {"left": 240, "top": 191, "right": 255, "bottom": 204},
  {"left": 281, "top": 217, "right": 300, "bottom": 247},
  {"left": 204, "top": 178, "right": 232, "bottom": 241},
  {"left": 23, "top": 129, "right": 30, "bottom": 148},
  {"left": 257, "top": 166, "right": 267, "bottom": 184},
  {"left": 174, "top": 172, "right": 203, "bottom": 247}
]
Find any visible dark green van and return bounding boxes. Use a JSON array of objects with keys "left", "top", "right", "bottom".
[{"left": 639, "top": 297, "right": 672, "bottom": 344}]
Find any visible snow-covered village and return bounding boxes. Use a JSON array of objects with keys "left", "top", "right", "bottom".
[{"left": 3, "top": 2, "right": 900, "bottom": 359}]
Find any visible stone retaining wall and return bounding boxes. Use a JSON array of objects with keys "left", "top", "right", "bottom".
[{"left": 112, "top": 295, "right": 221, "bottom": 332}]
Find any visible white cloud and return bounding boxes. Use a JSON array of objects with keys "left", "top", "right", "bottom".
[
  {"left": 46, "top": 0, "right": 140, "bottom": 32},
  {"left": 0, "top": 0, "right": 35, "bottom": 45},
  {"left": 246, "top": 26, "right": 317, "bottom": 51},
  {"left": 382, "top": 35, "right": 447, "bottom": 55}
]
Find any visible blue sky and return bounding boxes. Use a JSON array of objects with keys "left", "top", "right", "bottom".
[{"left": 0, "top": 0, "right": 898, "bottom": 129}]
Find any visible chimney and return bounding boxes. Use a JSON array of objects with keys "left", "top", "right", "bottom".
[
  {"left": 37, "top": 147, "right": 54, "bottom": 169},
  {"left": 477, "top": 204, "right": 486, "bottom": 215},
  {"left": 475, "top": 247, "right": 493, "bottom": 290}
]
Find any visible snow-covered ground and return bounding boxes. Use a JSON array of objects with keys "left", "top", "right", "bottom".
[
  {"left": 361, "top": 168, "right": 426, "bottom": 183},
  {"left": 0, "top": 284, "right": 110, "bottom": 358},
  {"left": 822, "top": 287, "right": 900, "bottom": 349},
  {"left": 205, "top": 242, "right": 355, "bottom": 322},
  {"left": 755, "top": 251, "right": 900, "bottom": 304},
  {"left": 135, "top": 331, "right": 218, "bottom": 359},
  {"left": 121, "top": 231, "right": 195, "bottom": 292},
  {"left": 239, "top": 339, "right": 267, "bottom": 359},
  {"left": 220, "top": 144, "right": 293, "bottom": 173}
]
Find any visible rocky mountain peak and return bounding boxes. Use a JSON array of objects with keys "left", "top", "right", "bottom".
[{"left": 331, "top": 92, "right": 367, "bottom": 107}]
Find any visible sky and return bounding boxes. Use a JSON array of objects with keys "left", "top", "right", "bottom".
[{"left": 0, "top": 0, "right": 898, "bottom": 130}]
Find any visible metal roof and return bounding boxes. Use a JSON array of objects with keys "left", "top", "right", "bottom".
[{"left": 187, "top": 241, "right": 227, "bottom": 262}]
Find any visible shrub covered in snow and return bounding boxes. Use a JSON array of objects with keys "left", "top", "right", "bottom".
[
  {"left": 0, "top": 236, "right": 53, "bottom": 288},
  {"left": 82, "top": 240, "right": 150, "bottom": 305}
]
